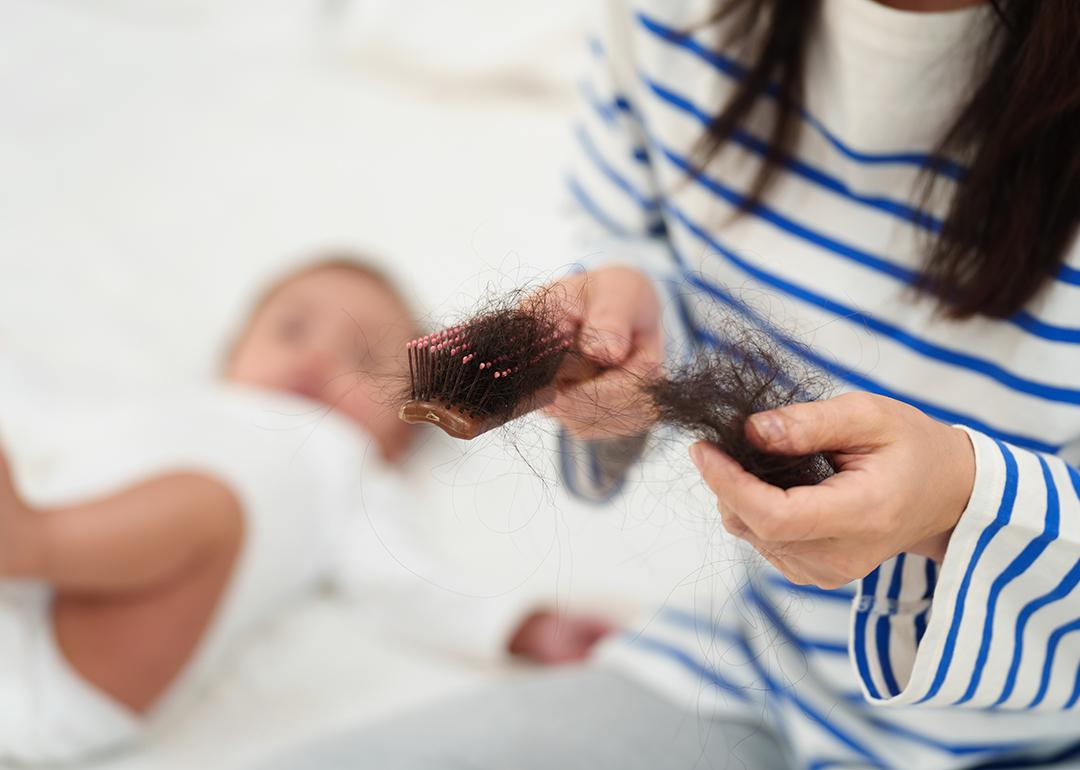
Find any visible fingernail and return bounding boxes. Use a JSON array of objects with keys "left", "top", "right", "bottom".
[
  {"left": 689, "top": 443, "right": 704, "bottom": 470},
  {"left": 750, "top": 412, "right": 784, "bottom": 444}
]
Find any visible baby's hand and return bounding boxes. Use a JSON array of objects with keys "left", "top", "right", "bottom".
[{"left": 507, "top": 610, "right": 615, "bottom": 664}]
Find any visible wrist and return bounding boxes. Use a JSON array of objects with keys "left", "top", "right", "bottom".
[{"left": 911, "top": 425, "right": 975, "bottom": 563}]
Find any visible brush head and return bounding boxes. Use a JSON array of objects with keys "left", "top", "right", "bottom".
[{"left": 399, "top": 300, "right": 593, "bottom": 439}]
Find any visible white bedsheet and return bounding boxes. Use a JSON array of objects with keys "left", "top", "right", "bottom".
[
  {"left": 0, "top": 352, "right": 713, "bottom": 769},
  {"left": 0, "top": 1, "right": 716, "bottom": 767}
]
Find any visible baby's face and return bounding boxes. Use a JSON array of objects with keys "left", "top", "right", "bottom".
[{"left": 227, "top": 266, "right": 416, "bottom": 461}]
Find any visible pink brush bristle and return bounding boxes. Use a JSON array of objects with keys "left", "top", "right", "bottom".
[{"left": 402, "top": 304, "right": 580, "bottom": 433}]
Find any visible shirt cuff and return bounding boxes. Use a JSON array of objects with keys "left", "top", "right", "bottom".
[{"left": 851, "top": 426, "right": 1057, "bottom": 708}]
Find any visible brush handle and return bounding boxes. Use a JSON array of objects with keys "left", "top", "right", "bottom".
[{"left": 399, "top": 400, "right": 484, "bottom": 440}]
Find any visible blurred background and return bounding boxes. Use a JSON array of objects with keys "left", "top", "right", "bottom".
[
  {"left": 1, "top": 0, "right": 590, "bottom": 385},
  {"left": 0, "top": 2, "right": 719, "bottom": 768}
]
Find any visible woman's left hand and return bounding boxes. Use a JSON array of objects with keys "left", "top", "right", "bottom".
[{"left": 689, "top": 392, "right": 976, "bottom": 589}]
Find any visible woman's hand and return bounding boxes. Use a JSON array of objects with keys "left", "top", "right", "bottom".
[
  {"left": 543, "top": 265, "right": 663, "bottom": 439},
  {"left": 689, "top": 392, "right": 976, "bottom": 588}
]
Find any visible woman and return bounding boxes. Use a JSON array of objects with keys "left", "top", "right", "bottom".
[{"left": 261, "top": 0, "right": 1080, "bottom": 767}]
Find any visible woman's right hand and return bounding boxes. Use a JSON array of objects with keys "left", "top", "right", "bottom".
[{"left": 544, "top": 265, "right": 664, "bottom": 439}]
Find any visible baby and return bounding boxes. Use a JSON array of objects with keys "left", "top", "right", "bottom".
[{"left": 0, "top": 256, "right": 611, "bottom": 763}]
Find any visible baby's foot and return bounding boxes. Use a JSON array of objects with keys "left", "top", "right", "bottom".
[{"left": 0, "top": 449, "right": 40, "bottom": 578}]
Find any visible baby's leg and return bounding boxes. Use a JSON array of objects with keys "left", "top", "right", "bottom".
[{"left": 0, "top": 450, "right": 244, "bottom": 712}]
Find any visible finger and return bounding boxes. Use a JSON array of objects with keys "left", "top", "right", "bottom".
[
  {"left": 546, "top": 350, "right": 660, "bottom": 438},
  {"left": 546, "top": 382, "right": 655, "bottom": 437},
  {"left": 731, "top": 526, "right": 852, "bottom": 587},
  {"left": 544, "top": 274, "right": 632, "bottom": 382},
  {"left": 533, "top": 272, "right": 586, "bottom": 321},
  {"left": 737, "top": 530, "right": 850, "bottom": 588},
  {"left": 690, "top": 442, "right": 867, "bottom": 541},
  {"left": 578, "top": 303, "right": 635, "bottom": 365},
  {"left": 690, "top": 442, "right": 805, "bottom": 538},
  {"left": 745, "top": 392, "right": 894, "bottom": 456},
  {"left": 577, "top": 268, "right": 659, "bottom": 366},
  {"left": 690, "top": 441, "right": 782, "bottom": 511},
  {"left": 716, "top": 500, "right": 750, "bottom": 537},
  {"left": 735, "top": 533, "right": 809, "bottom": 585}
]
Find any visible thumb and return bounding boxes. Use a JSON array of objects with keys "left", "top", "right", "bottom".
[
  {"left": 579, "top": 303, "right": 634, "bottom": 365},
  {"left": 745, "top": 393, "right": 889, "bottom": 455}
]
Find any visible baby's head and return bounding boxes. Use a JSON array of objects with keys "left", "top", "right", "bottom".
[{"left": 226, "top": 255, "right": 417, "bottom": 462}]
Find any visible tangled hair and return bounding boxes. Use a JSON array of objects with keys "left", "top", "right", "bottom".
[
  {"left": 400, "top": 287, "right": 833, "bottom": 487},
  {"left": 645, "top": 328, "right": 833, "bottom": 489}
]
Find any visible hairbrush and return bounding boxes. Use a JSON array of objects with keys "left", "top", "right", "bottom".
[
  {"left": 399, "top": 304, "right": 600, "bottom": 439},
  {"left": 398, "top": 293, "right": 833, "bottom": 488}
]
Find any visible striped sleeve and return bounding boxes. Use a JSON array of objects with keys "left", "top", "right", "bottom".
[
  {"left": 852, "top": 426, "right": 1080, "bottom": 710},
  {"left": 559, "top": 4, "right": 696, "bottom": 503},
  {"left": 566, "top": 1, "right": 696, "bottom": 365},
  {"left": 569, "top": 3, "right": 663, "bottom": 242}
]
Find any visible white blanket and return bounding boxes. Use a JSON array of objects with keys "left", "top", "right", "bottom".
[
  {"left": 0, "top": 352, "right": 710, "bottom": 768},
  {"left": 0, "top": 355, "right": 369, "bottom": 763},
  {"left": 0, "top": 1, "right": 715, "bottom": 763}
]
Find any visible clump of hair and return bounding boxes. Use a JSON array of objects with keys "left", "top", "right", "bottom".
[{"left": 646, "top": 328, "right": 834, "bottom": 489}]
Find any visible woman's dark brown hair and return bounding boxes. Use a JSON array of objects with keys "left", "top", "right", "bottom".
[{"left": 695, "top": 0, "right": 1080, "bottom": 319}]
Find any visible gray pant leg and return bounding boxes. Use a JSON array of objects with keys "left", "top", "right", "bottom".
[{"left": 258, "top": 667, "right": 789, "bottom": 770}]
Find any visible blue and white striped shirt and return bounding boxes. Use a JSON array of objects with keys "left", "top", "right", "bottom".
[{"left": 560, "top": 1, "right": 1080, "bottom": 767}]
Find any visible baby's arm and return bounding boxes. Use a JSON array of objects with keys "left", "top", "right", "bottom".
[
  {"left": 1, "top": 448, "right": 246, "bottom": 712},
  {"left": 0, "top": 450, "right": 242, "bottom": 593}
]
